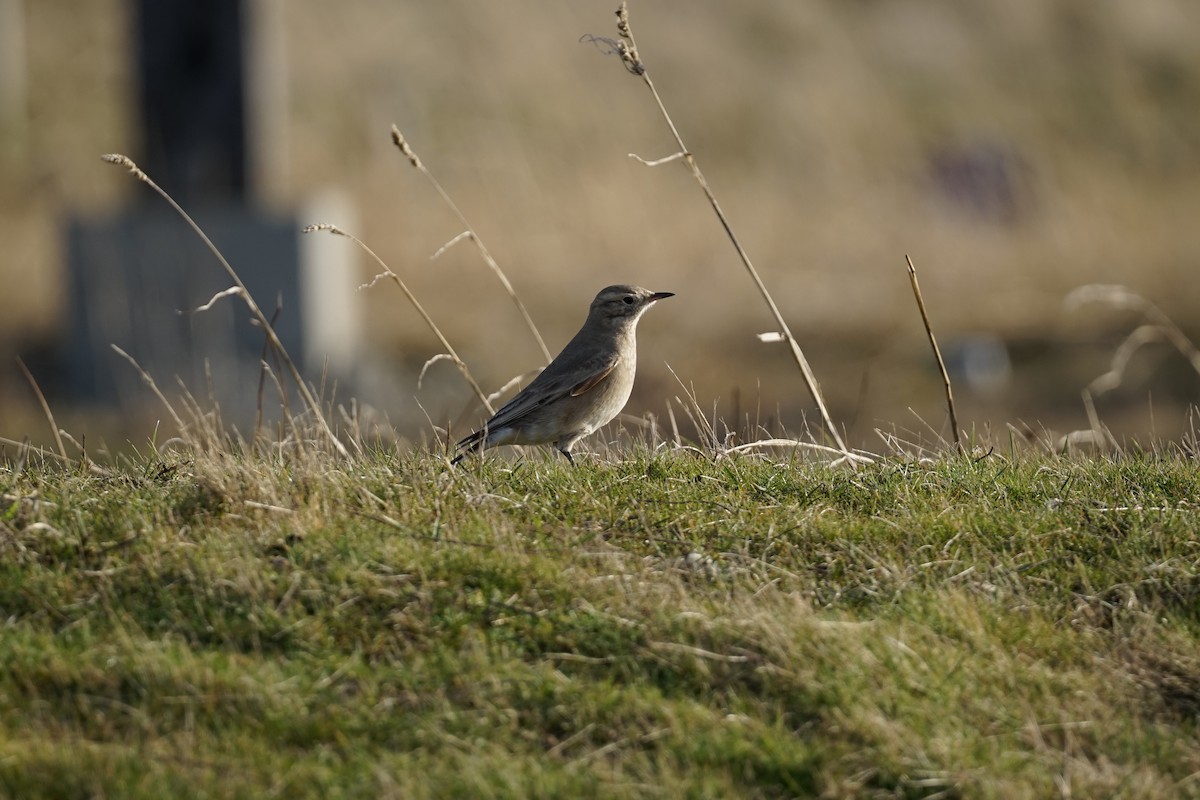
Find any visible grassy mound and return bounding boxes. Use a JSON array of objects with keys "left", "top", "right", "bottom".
[{"left": 2, "top": 448, "right": 1197, "bottom": 797}]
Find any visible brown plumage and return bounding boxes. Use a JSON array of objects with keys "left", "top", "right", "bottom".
[{"left": 452, "top": 284, "right": 673, "bottom": 464}]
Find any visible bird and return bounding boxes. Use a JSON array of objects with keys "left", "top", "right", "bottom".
[{"left": 451, "top": 284, "right": 673, "bottom": 465}]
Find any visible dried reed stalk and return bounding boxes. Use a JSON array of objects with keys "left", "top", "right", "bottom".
[
  {"left": 606, "top": 3, "right": 848, "bottom": 456},
  {"left": 905, "top": 255, "right": 962, "bottom": 453}
]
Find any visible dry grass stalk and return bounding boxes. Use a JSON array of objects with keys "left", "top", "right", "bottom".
[
  {"left": 110, "top": 344, "right": 188, "bottom": 434},
  {"left": 389, "top": 125, "right": 552, "bottom": 364},
  {"left": 905, "top": 255, "right": 962, "bottom": 453},
  {"left": 101, "top": 153, "right": 349, "bottom": 459},
  {"left": 665, "top": 364, "right": 717, "bottom": 456},
  {"left": 1065, "top": 284, "right": 1200, "bottom": 451},
  {"left": 256, "top": 361, "right": 305, "bottom": 455},
  {"left": 1067, "top": 284, "right": 1200, "bottom": 392},
  {"left": 723, "top": 438, "right": 872, "bottom": 463},
  {"left": 0, "top": 434, "right": 112, "bottom": 475},
  {"left": 175, "top": 378, "right": 228, "bottom": 454},
  {"left": 0, "top": 436, "right": 46, "bottom": 471},
  {"left": 254, "top": 300, "right": 286, "bottom": 440},
  {"left": 606, "top": 3, "right": 849, "bottom": 457},
  {"left": 664, "top": 365, "right": 874, "bottom": 464},
  {"left": 15, "top": 357, "right": 66, "bottom": 462},
  {"left": 303, "top": 223, "right": 495, "bottom": 416}
]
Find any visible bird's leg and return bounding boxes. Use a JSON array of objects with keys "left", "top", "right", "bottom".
[{"left": 557, "top": 447, "right": 576, "bottom": 466}]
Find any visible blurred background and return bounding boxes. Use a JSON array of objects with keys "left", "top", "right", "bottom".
[{"left": 1, "top": 0, "right": 1199, "bottom": 452}]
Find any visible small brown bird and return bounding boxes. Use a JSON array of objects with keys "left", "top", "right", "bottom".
[{"left": 452, "top": 284, "right": 673, "bottom": 464}]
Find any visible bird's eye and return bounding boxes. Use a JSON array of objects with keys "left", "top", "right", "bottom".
[{"left": 622, "top": 296, "right": 635, "bottom": 305}]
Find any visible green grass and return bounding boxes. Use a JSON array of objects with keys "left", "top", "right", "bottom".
[{"left": 1, "top": 447, "right": 1198, "bottom": 798}]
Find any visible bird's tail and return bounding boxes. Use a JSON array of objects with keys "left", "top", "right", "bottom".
[{"left": 450, "top": 427, "right": 487, "bottom": 466}]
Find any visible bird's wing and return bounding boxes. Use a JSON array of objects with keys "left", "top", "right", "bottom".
[
  {"left": 569, "top": 361, "right": 617, "bottom": 396},
  {"left": 482, "top": 351, "right": 620, "bottom": 432}
]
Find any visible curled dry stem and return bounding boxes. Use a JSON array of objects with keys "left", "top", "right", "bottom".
[
  {"left": 1065, "top": 283, "right": 1200, "bottom": 452},
  {"left": 1067, "top": 284, "right": 1200, "bottom": 390}
]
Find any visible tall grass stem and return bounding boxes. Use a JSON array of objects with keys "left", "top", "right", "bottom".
[
  {"left": 610, "top": 4, "right": 848, "bottom": 456},
  {"left": 905, "top": 255, "right": 962, "bottom": 453}
]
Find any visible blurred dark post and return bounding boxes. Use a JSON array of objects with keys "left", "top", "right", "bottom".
[
  {"left": 135, "top": 0, "right": 248, "bottom": 204},
  {"left": 64, "top": 0, "right": 361, "bottom": 427}
]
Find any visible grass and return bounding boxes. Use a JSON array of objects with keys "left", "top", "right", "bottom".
[
  {"left": 5, "top": 7, "right": 1199, "bottom": 797},
  {"left": 2, "top": 445, "right": 1198, "bottom": 798}
]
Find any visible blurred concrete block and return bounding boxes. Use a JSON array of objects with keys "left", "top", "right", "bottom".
[{"left": 64, "top": 201, "right": 360, "bottom": 425}]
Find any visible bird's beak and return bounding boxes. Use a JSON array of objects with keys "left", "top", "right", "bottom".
[{"left": 649, "top": 291, "right": 674, "bottom": 302}]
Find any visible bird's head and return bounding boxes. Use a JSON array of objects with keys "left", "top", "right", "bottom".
[{"left": 588, "top": 284, "right": 674, "bottom": 326}]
